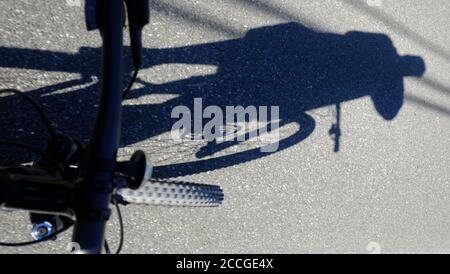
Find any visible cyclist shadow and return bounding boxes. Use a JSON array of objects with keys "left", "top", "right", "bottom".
[{"left": 0, "top": 22, "right": 425, "bottom": 178}]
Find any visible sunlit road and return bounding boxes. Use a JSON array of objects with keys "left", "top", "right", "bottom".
[{"left": 1, "top": 0, "right": 450, "bottom": 253}]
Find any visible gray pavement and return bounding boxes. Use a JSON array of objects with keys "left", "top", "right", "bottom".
[{"left": 0, "top": 0, "right": 449, "bottom": 253}]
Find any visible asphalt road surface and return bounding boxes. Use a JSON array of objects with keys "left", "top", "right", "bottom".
[{"left": 0, "top": 0, "right": 449, "bottom": 253}]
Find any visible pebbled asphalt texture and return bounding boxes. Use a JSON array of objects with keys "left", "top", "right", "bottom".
[{"left": 0, "top": 0, "right": 450, "bottom": 253}]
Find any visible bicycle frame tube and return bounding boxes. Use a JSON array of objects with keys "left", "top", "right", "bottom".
[{"left": 72, "top": 0, "right": 124, "bottom": 254}]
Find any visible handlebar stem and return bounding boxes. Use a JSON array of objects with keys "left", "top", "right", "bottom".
[{"left": 71, "top": 0, "right": 124, "bottom": 254}]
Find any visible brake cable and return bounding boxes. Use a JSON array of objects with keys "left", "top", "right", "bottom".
[
  {"left": 0, "top": 88, "right": 75, "bottom": 178},
  {"left": 0, "top": 223, "right": 72, "bottom": 247},
  {"left": 104, "top": 195, "right": 125, "bottom": 254},
  {"left": 0, "top": 89, "right": 58, "bottom": 140},
  {"left": 122, "top": 68, "right": 139, "bottom": 100},
  {"left": 0, "top": 140, "right": 70, "bottom": 179}
]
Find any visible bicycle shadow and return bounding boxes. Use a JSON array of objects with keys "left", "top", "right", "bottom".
[{"left": 0, "top": 22, "right": 425, "bottom": 178}]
